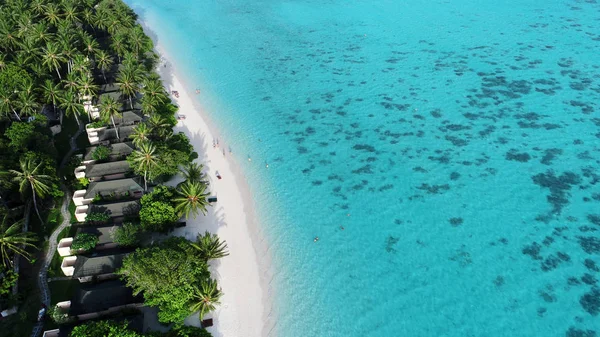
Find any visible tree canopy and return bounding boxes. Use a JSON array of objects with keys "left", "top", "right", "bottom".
[
  {"left": 69, "top": 319, "right": 212, "bottom": 337},
  {"left": 117, "top": 237, "right": 212, "bottom": 324}
]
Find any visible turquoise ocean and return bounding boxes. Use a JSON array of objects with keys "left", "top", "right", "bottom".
[{"left": 124, "top": 1, "right": 600, "bottom": 336}]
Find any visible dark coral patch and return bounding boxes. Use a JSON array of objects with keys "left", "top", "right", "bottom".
[
  {"left": 566, "top": 327, "right": 597, "bottom": 337},
  {"left": 449, "top": 217, "right": 463, "bottom": 227},
  {"left": 580, "top": 287, "right": 600, "bottom": 316},
  {"left": 416, "top": 183, "right": 450, "bottom": 194},
  {"left": 540, "top": 148, "right": 563, "bottom": 165},
  {"left": 584, "top": 259, "right": 599, "bottom": 272},
  {"left": 578, "top": 237, "right": 600, "bottom": 254},
  {"left": 522, "top": 242, "right": 542, "bottom": 260},
  {"left": 506, "top": 149, "right": 531, "bottom": 162}
]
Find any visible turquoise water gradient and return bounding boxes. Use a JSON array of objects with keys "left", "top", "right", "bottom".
[{"left": 125, "top": 1, "right": 600, "bottom": 336}]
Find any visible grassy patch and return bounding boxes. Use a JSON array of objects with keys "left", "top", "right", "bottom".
[{"left": 69, "top": 201, "right": 78, "bottom": 224}]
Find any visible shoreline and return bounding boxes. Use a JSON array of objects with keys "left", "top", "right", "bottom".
[{"left": 141, "top": 22, "right": 276, "bottom": 337}]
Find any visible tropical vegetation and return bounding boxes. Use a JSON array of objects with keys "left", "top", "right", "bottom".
[
  {"left": 70, "top": 319, "right": 212, "bottom": 337},
  {"left": 71, "top": 232, "right": 99, "bottom": 251},
  {"left": 0, "top": 0, "right": 226, "bottom": 334}
]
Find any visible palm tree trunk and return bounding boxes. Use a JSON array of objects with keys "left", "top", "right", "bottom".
[
  {"left": 55, "top": 66, "right": 62, "bottom": 80},
  {"left": 129, "top": 96, "right": 133, "bottom": 110},
  {"left": 30, "top": 186, "right": 44, "bottom": 226},
  {"left": 12, "top": 109, "right": 21, "bottom": 121},
  {"left": 73, "top": 110, "right": 81, "bottom": 126},
  {"left": 101, "top": 69, "right": 106, "bottom": 82},
  {"left": 144, "top": 170, "right": 148, "bottom": 191},
  {"left": 111, "top": 115, "right": 120, "bottom": 139}
]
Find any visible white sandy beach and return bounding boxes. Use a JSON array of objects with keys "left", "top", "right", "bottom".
[{"left": 151, "top": 41, "right": 268, "bottom": 337}]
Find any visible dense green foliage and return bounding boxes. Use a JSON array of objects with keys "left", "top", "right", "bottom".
[
  {"left": 117, "top": 238, "right": 212, "bottom": 324},
  {"left": 70, "top": 320, "right": 212, "bottom": 337},
  {"left": 139, "top": 186, "right": 178, "bottom": 232},
  {"left": 92, "top": 145, "right": 111, "bottom": 161},
  {"left": 0, "top": 269, "right": 18, "bottom": 297},
  {"left": 85, "top": 211, "right": 110, "bottom": 224},
  {"left": 112, "top": 222, "right": 140, "bottom": 247},
  {"left": 71, "top": 232, "right": 98, "bottom": 250}
]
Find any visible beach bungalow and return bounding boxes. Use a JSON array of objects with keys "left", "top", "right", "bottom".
[
  {"left": 74, "top": 200, "right": 140, "bottom": 224},
  {"left": 55, "top": 281, "right": 143, "bottom": 321},
  {"left": 41, "top": 314, "right": 144, "bottom": 337},
  {"left": 74, "top": 160, "right": 132, "bottom": 182},
  {"left": 86, "top": 124, "right": 136, "bottom": 145},
  {"left": 60, "top": 251, "right": 128, "bottom": 282},
  {"left": 87, "top": 84, "right": 121, "bottom": 119},
  {"left": 57, "top": 224, "right": 122, "bottom": 257},
  {"left": 72, "top": 177, "right": 143, "bottom": 222},
  {"left": 82, "top": 142, "right": 135, "bottom": 164}
]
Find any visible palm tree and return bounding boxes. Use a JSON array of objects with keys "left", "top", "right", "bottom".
[
  {"left": 78, "top": 74, "right": 98, "bottom": 99},
  {"left": 72, "top": 54, "right": 91, "bottom": 75},
  {"left": 131, "top": 123, "right": 151, "bottom": 146},
  {"left": 99, "top": 95, "right": 121, "bottom": 138},
  {"left": 0, "top": 218, "right": 37, "bottom": 267},
  {"left": 59, "top": 90, "right": 84, "bottom": 125},
  {"left": 30, "top": 22, "right": 52, "bottom": 44},
  {"left": 62, "top": 72, "right": 80, "bottom": 94},
  {"left": 16, "top": 91, "right": 39, "bottom": 117},
  {"left": 191, "top": 231, "right": 229, "bottom": 261},
  {"left": 0, "top": 21, "right": 20, "bottom": 52},
  {"left": 141, "top": 78, "right": 168, "bottom": 105},
  {"left": 0, "top": 90, "right": 20, "bottom": 121},
  {"left": 110, "top": 33, "right": 127, "bottom": 62},
  {"left": 41, "top": 42, "right": 64, "bottom": 79},
  {"left": 81, "top": 33, "right": 99, "bottom": 58},
  {"left": 30, "top": 0, "right": 47, "bottom": 18},
  {"left": 62, "top": 2, "right": 79, "bottom": 23},
  {"left": 95, "top": 50, "right": 113, "bottom": 82},
  {"left": 81, "top": 8, "right": 95, "bottom": 31},
  {"left": 173, "top": 181, "right": 211, "bottom": 219},
  {"left": 128, "top": 27, "right": 147, "bottom": 55},
  {"left": 129, "top": 142, "right": 158, "bottom": 191},
  {"left": 147, "top": 114, "right": 172, "bottom": 139},
  {"left": 116, "top": 70, "right": 138, "bottom": 109},
  {"left": 140, "top": 95, "right": 158, "bottom": 115},
  {"left": 180, "top": 162, "right": 206, "bottom": 184},
  {"left": 39, "top": 79, "right": 63, "bottom": 113},
  {"left": 2, "top": 158, "right": 53, "bottom": 225},
  {"left": 44, "top": 3, "right": 61, "bottom": 26},
  {"left": 189, "top": 279, "right": 223, "bottom": 320}
]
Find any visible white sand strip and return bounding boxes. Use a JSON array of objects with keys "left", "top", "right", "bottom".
[{"left": 148, "top": 36, "right": 269, "bottom": 337}]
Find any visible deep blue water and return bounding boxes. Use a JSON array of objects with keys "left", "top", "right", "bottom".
[{"left": 125, "top": 1, "right": 600, "bottom": 336}]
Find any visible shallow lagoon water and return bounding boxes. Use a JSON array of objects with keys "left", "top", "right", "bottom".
[{"left": 125, "top": 0, "right": 600, "bottom": 336}]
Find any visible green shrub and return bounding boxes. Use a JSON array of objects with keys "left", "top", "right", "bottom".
[
  {"left": 113, "top": 222, "right": 140, "bottom": 247},
  {"left": 85, "top": 211, "right": 110, "bottom": 224},
  {"left": 91, "top": 145, "right": 111, "bottom": 161},
  {"left": 79, "top": 177, "right": 90, "bottom": 187},
  {"left": 71, "top": 233, "right": 99, "bottom": 251},
  {"left": 49, "top": 306, "right": 70, "bottom": 324}
]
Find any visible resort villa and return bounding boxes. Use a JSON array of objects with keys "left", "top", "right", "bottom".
[
  {"left": 60, "top": 251, "right": 129, "bottom": 283},
  {"left": 72, "top": 178, "right": 143, "bottom": 222},
  {"left": 55, "top": 280, "right": 143, "bottom": 321},
  {"left": 82, "top": 142, "right": 135, "bottom": 165}
]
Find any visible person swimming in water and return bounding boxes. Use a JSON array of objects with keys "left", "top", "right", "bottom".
[{"left": 313, "top": 236, "right": 319, "bottom": 242}]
